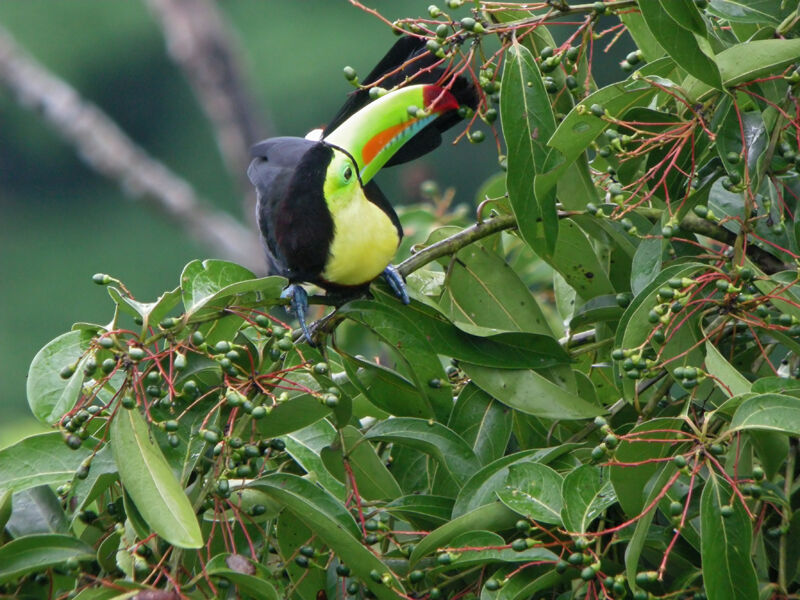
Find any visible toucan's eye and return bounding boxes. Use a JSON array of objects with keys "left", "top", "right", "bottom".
[{"left": 342, "top": 165, "right": 353, "bottom": 182}]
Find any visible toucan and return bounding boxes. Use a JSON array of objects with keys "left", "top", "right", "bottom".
[{"left": 247, "top": 37, "right": 477, "bottom": 342}]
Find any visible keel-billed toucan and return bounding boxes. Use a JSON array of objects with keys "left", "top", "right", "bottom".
[{"left": 247, "top": 37, "right": 477, "bottom": 342}]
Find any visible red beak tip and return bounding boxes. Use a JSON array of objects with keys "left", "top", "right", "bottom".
[{"left": 422, "top": 85, "right": 459, "bottom": 113}]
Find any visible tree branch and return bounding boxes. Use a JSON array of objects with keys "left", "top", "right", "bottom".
[
  {"left": 0, "top": 25, "right": 264, "bottom": 273},
  {"left": 145, "top": 0, "right": 269, "bottom": 200},
  {"left": 397, "top": 213, "right": 517, "bottom": 276}
]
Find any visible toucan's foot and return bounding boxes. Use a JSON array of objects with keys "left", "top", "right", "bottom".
[
  {"left": 382, "top": 264, "right": 409, "bottom": 305},
  {"left": 281, "top": 284, "right": 314, "bottom": 345}
]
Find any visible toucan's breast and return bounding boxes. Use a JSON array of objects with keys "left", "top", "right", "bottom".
[{"left": 322, "top": 185, "right": 400, "bottom": 286}]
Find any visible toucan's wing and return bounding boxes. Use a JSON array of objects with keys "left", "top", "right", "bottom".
[
  {"left": 323, "top": 37, "right": 477, "bottom": 166},
  {"left": 248, "top": 137, "right": 335, "bottom": 280}
]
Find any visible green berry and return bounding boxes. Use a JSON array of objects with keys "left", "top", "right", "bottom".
[
  {"left": 201, "top": 429, "right": 220, "bottom": 444},
  {"left": 92, "top": 273, "right": 112, "bottom": 285},
  {"left": 469, "top": 130, "right": 485, "bottom": 143},
  {"left": 590, "top": 104, "right": 605, "bottom": 117},
  {"left": 437, "top": 552, "right": 452, "bottom": 564},
  {"left": 720, "top": 504, "right": 734, "bottom": 518},
  {"left": 581, "top": 566, "right": 596, "bottom": 581},
  {"left": 65, "top": 434, "right": 82, "bottom": 450},
  {"left": 128, "top": 346, "right": 145, "bottom": 361},
  {"left": 673, "top": 455, "right": 687, "bottom": 468},
  {"left": 409, "top": 569, "right": 425, "bottom": 583},
  {"left": 511, "top": 538, "right": 527, "bottom": 552},
  {"left": 343, "top": 66, "right": 357, "bottom": 81},
  {"left": 669, "top": 501, "right": 683, "bottom": 516},
  {"left": 294, "top": 555, "right": 309, "bottom": 568}
]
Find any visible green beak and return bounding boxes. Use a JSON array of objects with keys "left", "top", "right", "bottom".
[{"left": 323, "top": 84, "right": 460, "bottom": 184}]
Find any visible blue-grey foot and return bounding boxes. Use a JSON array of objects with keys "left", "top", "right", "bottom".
[
  {"left": 281, "top": 284, "right": 314, "bottom": 345},
  {"left": 382, "top": 264, "right": 409, "bottom": 305}
]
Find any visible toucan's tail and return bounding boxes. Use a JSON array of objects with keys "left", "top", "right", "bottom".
[{"left": 323, "top": 36, "right": 478, "bottom": 166}]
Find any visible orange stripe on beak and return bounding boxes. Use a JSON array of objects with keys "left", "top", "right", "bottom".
[{"left": 361, "top": 120, "right": 416, "bottom": 167}]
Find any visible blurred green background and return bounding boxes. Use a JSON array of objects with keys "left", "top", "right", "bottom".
[{"left": 0, "top": 1, "right": 498, "bottom": 444}]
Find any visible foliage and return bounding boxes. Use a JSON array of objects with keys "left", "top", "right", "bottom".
[{"left": 4, "top": 1, "right": 800, "bottom": 599}]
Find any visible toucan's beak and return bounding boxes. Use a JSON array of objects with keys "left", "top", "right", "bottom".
[{"left": 323, "top": 84, "right": 459, "bottom": 184}]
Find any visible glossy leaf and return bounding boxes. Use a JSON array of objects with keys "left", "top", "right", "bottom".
[
  {"left": 495, "top": 462, "right": 564, "bottom": 525},
  {"left": 110, "top": 408, "right": 202, "bottom": 549},
  {"left": 321, "top": 425, "right": 401, "bottom": 501},
  {"left": 27, "top": 329, "right": 93, "bottom": 424},
  {"left": 439, "top": 238, "right": 553, "bottom": 335},
  {"left": 501, "top": 37, "right": 559, "bottom": 254},
  {"left": 0, "top": 534, "right": 94, "bottom": 584},
  {"left": 449, "top": 383, "right": 512, "bottom": 465},
  {"left": 610, "top": 418, "right": 685, "bottom": 517},
  {"left": 729, "top": 393, "right": 800, "bottom": 435},
  {"left": 700, "top": 472, "right": 758, "bottom": 600},
  {"left": 684, "top": 38, "right": 800, "bottom": 101},
  {"left": 205, "top": 554, "right": 280, "bottom": 600},
  {"left": 250, "top": 474, "right": 404, "bottom": 600},
  {"left": 0, "top": 432, "right": 91, "bottom": 496},
  {"left": 639, "top": 0, "right": 721, "bottom": 88},
  {"left": 342, "top": 296, "right": 570, "bottom": 370},
  {"left": 181, "top": 259, "right": 284, "bottom": 316},
  {"left": 364, "top": 418, "right": 480, "bottom": 488},
  {"left": 464, "top": 363, "right": 604, "bottom": 420},
  {"left": 409, "top": 501, "right": 518, "bottom": 567},
  {"left": 561, "top": 465, "right": 617, "bottom": 533}
]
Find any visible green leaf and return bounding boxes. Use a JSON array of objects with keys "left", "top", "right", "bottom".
[
  {"left": 452, "top": 447, "right": 577, "bottom": 518},
  {"left": 549, "top": 219, "right": 616, "bottom": 300},
  {"left": 27, "top": 329, "right": 93, "bottom": 424},
  {"left": 448, "top": 383, "right": 512, "bottom": 465},
  {"left": 340, "top": 352, "right": 437, "bottom": 419},
  {"left": 250, "top": 474, "right": 404, "bottom": 600},
  {"left": 501, "top": 38, "right": 559, "bottom": 254},
  {"left": 0, "top": 534, "right": 94, "bottom": 584},
  {"left": 320, "top": 425, "right": 401, "bottom": 501},
  {"left": 708, "top": 0, "right": 786, "bottom": 25},
  {"left": 110, "top": 408, "right": 202, "bottom": 549},
  {"left": 409, "top": 501, "right": 518, "bottom": 567},
  {"left": 205, "top": 554, "right": 280, "bottom": 600},
  {"left": 385, "top": 495, "right": 453, "bottom": 529},
  {"left": 561, "top": 465, "right": 617, "bottom": 533},
  {"left": 364, "top": 418, "right": 480, "bottom": 489},
  {"left": 639, "top": 0, "right": 721, "bottom": 88},
  {"left": 439, "top": 238, "right": 553, "bottom": 335},
  {"left": 0, "top": 432, "right": 91, "bottom": 497},
  {"left": 700, "top": 472, "right": 758, "bottom": 600},
  {"left": 569, "top": 295, "right": 624, "bottom": 332},
  {"left": 180, "top": 259, "right": 284, "bottom": 316},
  {"left": 659, "top": 0, "right": 708, "bottom": 35},
  {"left": 625, "top": 462, "right": 678, "bottom": 590},
  {"left": 107, "top": 286, "right": 180, "bottom": 338},
  {"left": 256, "top": 394, "right": 329, "bottom": 438},
  {"left": 342, "top": 296, "right": 570, "bottom": 370},
  {"left": 285, "top": 421, "right": 345, "bottom": 499},
  {"left": 684, "top": 38, "right": 800, "bottom": 101},
  {"left": 495, "top": 462, "right": 564, "bottom": 525},
  {"left": 729, "top": 393, "right": 800, "bottom": 435},
  {"left": 544, "top": 58, "right": 675, "bottom": 192},
  {"left": 705, "top": 340, "right": 751, "bottom": 397},
  {"left": 463, "top": 363, "right": 604, "bottom": 420},
  {"left": 631, "top": 221, "right": 666, "bottom": 295},
  {"left": 6, "top": 486, "right": 68, "bottom": 536},
  {"left": 441, "top": 530, "right": 558, "bottom": 570},
  {"left": 610, "top": 418, "right": 685, "bottom": 517}
]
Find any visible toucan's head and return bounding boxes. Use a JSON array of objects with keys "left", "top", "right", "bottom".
[{"left": 320, "top": 146, "right": 360, "bottom": 211}]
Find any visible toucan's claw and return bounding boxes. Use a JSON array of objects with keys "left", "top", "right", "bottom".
[
  {"left": 383, "top": 264, "right": 409, "bottom": 305},
  {"left": 281, "top": 284, "right": 315, "bottom": 345}
]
